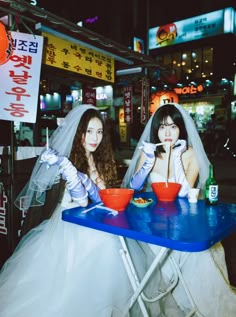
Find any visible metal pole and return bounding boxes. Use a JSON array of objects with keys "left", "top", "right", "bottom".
[
  {"left": 146, "top": 0, "right": 150, "bottom": 56},
  {"left": 145, "top": 0, "right": 150, "bottom": 123}
]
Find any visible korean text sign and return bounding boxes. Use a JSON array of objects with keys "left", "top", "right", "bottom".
[
  {"left": 123, "top": 86, "right": 133, "bottom": 124},
  {"left": 42, "top": 32, "right": 114, "bottom": 83},
  {"left": 0, "top": 31, "right": 44, "bottom": 123},
  {"left": 149, "top": 8, "right": 225, "bottom": 49}
]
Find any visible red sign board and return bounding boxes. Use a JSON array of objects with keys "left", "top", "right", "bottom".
[
  {"left": 123, "top": 86, "right": 133, "bottom": 124},
  {"left": 83, "top": 87, "right": 96, "bottom": 106},
  {"left": 141, "top": 79, "right": 149, "bottom": 124}
]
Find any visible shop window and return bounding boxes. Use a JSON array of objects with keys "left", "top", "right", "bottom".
[
  {"left": 160, "top": 47, "right": 213, "bottom": 82},
  {"left": 181, "top": 51, "right": 192, "bottom": 80},
  {"left": 191, "top": 48, "right": 202, "bottom": 79},
  {"left": 163, "top": 54, "right": 171, "bottom": 66},
  {"left": 202, "top": 47, "right": 213, "bottom": 78},
  {"left": 172, "top": 52, "right": 182, "bottom": 80}
]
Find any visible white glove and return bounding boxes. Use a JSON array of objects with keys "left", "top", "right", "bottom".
[
  {"left": 130, "top": 141, "right": 156, "bottom": 191},
  {"left": 77, "top": 171, "right": 101, "bottom": 203},
  {"left": 172, "top": 139, "right": 187, "bottom": 158},
  {"left": 40, "top": 148, "right": 64, "bottom": 166},
  {"left": 140, "top": 141, "right": 156, "bottom": 159},
  {"left": 40, "top": 148, "right": 88, "bottom": 206}
]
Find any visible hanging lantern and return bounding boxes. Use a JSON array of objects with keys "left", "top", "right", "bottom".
[{"left": 0, "top": 22, "right": 14, "bottom": 66}]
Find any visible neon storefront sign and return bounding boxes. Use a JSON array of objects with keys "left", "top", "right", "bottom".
[{"left": 174, "top": 84, "right": 204, "bottom": 95}]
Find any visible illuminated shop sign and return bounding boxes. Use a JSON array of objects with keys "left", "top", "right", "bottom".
[
  {"left": 150, "top": 86, "right": 205, "bottom": 114},
  {"left": 123, "top": 85, "right": 133, "bottom": 123},
  {"left": 150, "top": 91, "right": 179, "bottom": 114},
  {"left": 174, "top": 84, "right": 204, "bottom": 95},
  {"left": 42, "top": 32, "right": 115, "bottom": 83},
  {"left": 96, "top": 85, "right": 113, "bottom": 107},
  {"left": 133, "top": 37, "right": 145, "bottom": 54},
  {"left": 0, "top": 31, "right": 44, "bottom": 123},
  {"left": 149, "top": 7, "right": 235, "bottom": 50}
]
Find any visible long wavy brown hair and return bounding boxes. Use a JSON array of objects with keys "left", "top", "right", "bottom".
[{"left": 69, "top": 109, "right": 117, "bottom": 187}]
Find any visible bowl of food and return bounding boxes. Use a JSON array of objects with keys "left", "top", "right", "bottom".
[
  {"left": 151, "top": 182, "right": 181, "bottom": 202},
  {"left": 131, "top": 197, "right": 153, "bottom": 208},
  {"left": 99, "top": 188, "right": 134, "bottom": 212}
]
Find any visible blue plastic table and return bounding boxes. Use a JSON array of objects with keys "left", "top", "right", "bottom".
[
  {"left": 62, "top": 192, "right": 236, "bottom": 252},
  {"left": 62, "top": 192, "right": 236, "bottom": 316}
]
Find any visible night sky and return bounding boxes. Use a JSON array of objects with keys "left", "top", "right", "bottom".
[
  {"left": 36, "top": 0, "right": 234, "bottom": 24},
  {"left": 35, "top": 0, "right": 235, "bottom": 46}
]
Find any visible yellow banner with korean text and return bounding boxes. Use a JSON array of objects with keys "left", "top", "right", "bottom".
[{"left": 42, "top": 32, "right": 114, "bottom": 83}]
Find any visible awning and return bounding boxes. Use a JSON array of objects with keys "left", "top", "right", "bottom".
[{"left": 0, "top": 0, "right": 166, "bottom": 72}]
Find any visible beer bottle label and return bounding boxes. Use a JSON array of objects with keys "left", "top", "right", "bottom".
[{"left": 209, "top": 185, "right": 218, "bottom": 201}]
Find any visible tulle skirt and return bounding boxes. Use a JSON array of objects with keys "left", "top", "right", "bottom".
[
  {"left": 0, "top": 201, "right": 235, "bottom": 317},
  {"left": 0, "top": 203, "right": 183, "bottom": 317},
  {"left": 0, "top": 203, "right": 133, "bottom": 317},
  {"left": 147, "top": 242, "right": 236, "bottom": 316}
]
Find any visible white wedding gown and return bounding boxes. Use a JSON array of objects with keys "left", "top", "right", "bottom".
[
  {"left": 0, "top": 179, "right": 236, "bottom": 317},
  {"left": 0, "top": 189, "right": 184, "bottom": 317},
  {"left": 0, "top": 189, "right": 133, "bottom": 317},
  {"left": 140, "top": 171, "right": 236, "bottom": 317}
]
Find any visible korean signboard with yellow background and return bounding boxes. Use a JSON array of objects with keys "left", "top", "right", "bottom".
[{"left": 42, "top": 32, "right": 114, "bottom": 83}]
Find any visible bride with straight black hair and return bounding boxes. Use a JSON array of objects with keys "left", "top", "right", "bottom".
[{"left": 122, "top": 102, "right": 236, "bottom": 316}]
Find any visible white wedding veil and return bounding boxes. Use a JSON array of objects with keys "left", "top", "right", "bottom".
[
  {"left": 122, "top": 103, "right": 210, "bottom": 192},
  {"left": 14, "top": 104, "right": 98, "bottom": 210}
]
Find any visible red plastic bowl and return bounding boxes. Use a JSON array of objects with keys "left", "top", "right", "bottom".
[
  {"left": 151, "top": 182, "right": 181, "bottom": 202},
  {"left": 99, "top": 188, "right": 134, "bottom": 212}
]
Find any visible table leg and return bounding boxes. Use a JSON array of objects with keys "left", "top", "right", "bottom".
[
  {"left": 119, "top": 236, "right": 175, "bottom": 316},
  {"left": 119, "top": 236, "right": 205, "bottom": 317},
  {"left": 170, "top": 255, "right": 205, "bottom": 317},
  {"left": 119, "top": 236, "right": 149, "bottom": 317},
  {"left": 129, "top": 246, "right": 169, "bottom": 306}
]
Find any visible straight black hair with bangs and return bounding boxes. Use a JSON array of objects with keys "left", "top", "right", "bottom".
[{"left": 150, "top": 104, "right": 188, "bottom": 154}]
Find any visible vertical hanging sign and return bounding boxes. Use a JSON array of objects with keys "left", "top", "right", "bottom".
[
  {"left": 82, "top": 87, "right": 97, "bottom": 106},
  {"left": 141, "top": 78, "right": 149, "bottom": 124},
  {"left": 0, "top": 183, "right": 8, "bottom": 235},
  {"left": 123, "top": 85, "right": 133, "bottom": 124},
  {"left": 0, "top": 31, "right": 44, "bottom": 123}
]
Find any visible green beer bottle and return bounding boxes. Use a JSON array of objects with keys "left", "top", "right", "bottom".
[{"left": 205, "top": 164, "right": 218, "bottom": 205}]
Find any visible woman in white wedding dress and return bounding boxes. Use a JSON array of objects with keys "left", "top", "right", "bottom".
[
  {"left": 122, "top": 103, "right": 236, "bottom": 316},
  {"left": 0, "top": 105, "right": 135, "bottom": 317},
  {"left": 0, "top": 104, "right": 185, "bottom": 317},
  {"left": 1, "top": 102, "right": 235, "bottom": 317}
]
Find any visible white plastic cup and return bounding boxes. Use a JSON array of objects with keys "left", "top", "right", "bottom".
[{"left": 188, "top": 188, "right": 200, "bottom": 203}]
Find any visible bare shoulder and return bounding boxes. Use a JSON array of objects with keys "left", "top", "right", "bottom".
[
  {"left": 182, "top": 146, "right": 198, "bottom": 168},
  {"left": 183, "top": 146, "right": 196, "bottom": 159},
  {"left": 183, "top": 147, "right": 199, "bottom": 185}
]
